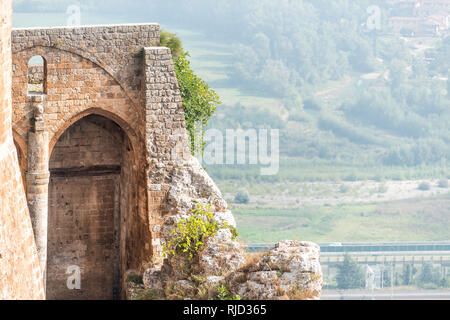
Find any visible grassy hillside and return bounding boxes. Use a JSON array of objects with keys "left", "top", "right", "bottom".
[
  {"left": 233, "top": 194, "right": 450, "bottom": 243},
  {"left": 173, "top": 25, "right": 449, "bottom": 176}
]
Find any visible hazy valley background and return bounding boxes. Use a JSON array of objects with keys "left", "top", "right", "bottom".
[{"left": 12, "top": 3, "right": 450, "bottom": 295}]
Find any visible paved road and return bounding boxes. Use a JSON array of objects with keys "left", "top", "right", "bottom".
[{"left": 322, "top": 290, "right": 450, "bottom": 300}]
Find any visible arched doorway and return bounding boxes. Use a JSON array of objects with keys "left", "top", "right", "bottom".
[{"left": 46, "top": 114, "right": 135, "bottom": 300}]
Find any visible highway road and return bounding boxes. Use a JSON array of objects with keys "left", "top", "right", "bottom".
[{"left": 322, "top": 289, "right": 450, "bottom": 300}]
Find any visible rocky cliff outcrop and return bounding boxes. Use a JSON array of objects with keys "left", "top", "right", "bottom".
[
  {"left": 162, "top": 156, "right": 236, "bottom": 246},
  {"left": 230, "top": 241, "right": 322, "bottom": 300},
  {"left": 128, "top": 239, "right": 322, "bottom": 300},
  {"left": 127, "top": 157, "right": 323, "bottom": 300}
]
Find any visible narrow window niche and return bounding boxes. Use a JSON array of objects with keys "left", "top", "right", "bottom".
[{"left": 28, "top": 55, "right": 47, "bottom": 95}]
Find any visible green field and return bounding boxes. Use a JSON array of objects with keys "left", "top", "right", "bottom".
[
  {"left": 208, "top": 160, "right": 450, "bottom": 186},
  {"left": 233, "top": 194, "right": 450, "bottom": 243}
]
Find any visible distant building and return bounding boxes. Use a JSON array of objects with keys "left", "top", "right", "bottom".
[
  {"left": 389, "top": 0, "right": 450, "bottom": 37},
  {"left": 414, "top": 0, "right": 450, "bottom": 17}
]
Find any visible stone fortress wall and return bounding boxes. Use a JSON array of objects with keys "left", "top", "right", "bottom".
[
  {"left": 9, "top": 21, "right": 196, "bottom": 299},
  {"left": 0, "top": 0, "right": 45, "bottom": 300}
]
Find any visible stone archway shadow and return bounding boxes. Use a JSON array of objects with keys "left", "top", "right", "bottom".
[{"left": 46, "top": 112, "right": 140, "bottom": 300}]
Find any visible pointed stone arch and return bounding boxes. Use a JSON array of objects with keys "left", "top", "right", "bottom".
[
  {"left": 46, "top": 113, "right": 142, "bottom": 300},
  {"left": 49, "top": 107, "right": 141, "bottom": 159}
]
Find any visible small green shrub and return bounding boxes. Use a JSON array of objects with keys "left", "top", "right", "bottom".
[
  {"left": 438, "top": 179, "right": 449, "bottom": 188},
  {"left": 339, "top": 184, "right": 350, "bottom": 193},
  {"left": 418, "top": 182, "right": 431, "bottom": 191},
  {"left": 53, "top": 39, "right": 62, "bottom": 47},
  {"left": 216, "top": 284, "right": 241, "bottom": 300},
  {"left": 378, "top": 184, "right": 388, "bottom": 193},
  {"left": 303, "top": 97, "right": 323, "bottom": 111},
  {"left": 163, "top": 203, "right": 230, "bottom": 260},
  {"left": 134, "top": 48, "right": 144, "bottom": 58},
  {"left": 228, "top": 225, "right": 239, "bottom": 240},
  {"left": 126, "top": 273, "right": 143, "bottom": 285},
  {"left": 133, "top": 288, "right": 164, "bottom": 300},
  {"left": 234, "top": 189, "right": 250, "bottom": 204}
]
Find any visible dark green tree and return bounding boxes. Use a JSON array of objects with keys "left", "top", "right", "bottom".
[
  {"left": 336, "top": 254, "right": 365, "bottom": 289},
  {"left": 447, "top": 71, "right": 450, "bottom": 97},
  {"left": 401, "top": 263, "right": 415, "bottom": 286},
  {"left": 382, "top": 268, "right": 392, "bottom": 287},
  {"left": 417, "top": 262, "right": 440, "bottom": 288},
  {"left": 234, "top": 189, "right": 250, "bottom": 204}
]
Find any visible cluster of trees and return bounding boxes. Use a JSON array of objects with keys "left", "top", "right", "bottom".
[
  {"left": 382, "top": 140, "right": 450, "bottom": 166},
  {"left": 143, "top": 0, "right": 450, "bottom": 168},
  {"left": 334, "top": 255, "right": 449, "bottom": 290},
  {"left": 335, "top": 254, "right": 366, "bottom": 289},
  {"left": 340, "top": 57, "right": 450, "bottom": 166},
  {"left": 416, "top": 263, "right": 449, "bottom": 289},
  {"left": 400, "top": 262, "right": 449, "bottom": 289}
]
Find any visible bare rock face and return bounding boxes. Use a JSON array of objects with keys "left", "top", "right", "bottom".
[
  {"left": 143, "top": 265, "right": 165, "bottom": 292},
  {"left": 232, "top": 241, "right": 323, "bottom": 300},
  {"left": 235, "top": 271, "right": 281, "bottom": 300},
  {"left": 161, "top": 157, "right": 231, "bottom": 245},
  {"left": 166, "top": 157, "right": 228, "bottom": 216},
  {"left": 197, "top": 228, "right": 245, "bottom": 276},
  {"left": 172, "top": 279, "right": 197, "bottom": 297},
  {"left": 260, "top": 240, "right": 322, "bottom": 274}
]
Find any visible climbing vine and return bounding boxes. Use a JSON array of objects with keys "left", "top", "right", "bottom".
[{"left": 160, "top": 30, "right": 221, "bottom": 153}]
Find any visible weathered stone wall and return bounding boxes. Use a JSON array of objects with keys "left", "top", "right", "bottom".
[
  {"left": 143, "top": 47, "right": 191, "bottom": 256},
  {"left": 9, "top": 23, "right": 186, "bottom": 299},
  {"left": 11, "top": 24, "right": 160, "bottom": 144},
  {"left": 0, "top": 0, "right": 45, "bottom": 300}
]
